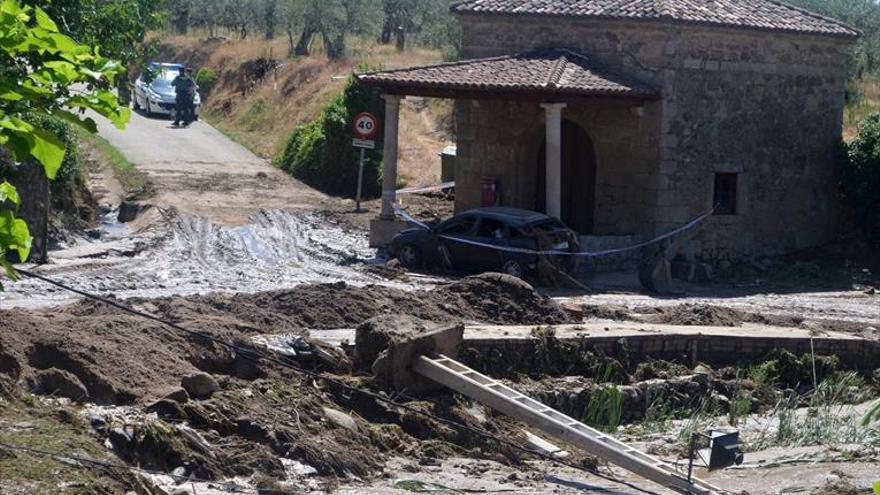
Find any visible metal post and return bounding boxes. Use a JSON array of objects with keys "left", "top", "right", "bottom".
[
  {"left": 356, "top": 147, "right": 366, "bottom": 212},
  {"left": 687, "top": 432, "right": 698, "bottom": 483}
]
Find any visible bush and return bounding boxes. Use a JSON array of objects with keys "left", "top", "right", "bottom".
[
  {"left": 844, "top": 114, "right": 880, "bottom": 239},
  {"left": 277, "top": 75, "right": 384, "bottom": 198},
  {"left": 22, "top": 114, "right": 80, "bottom": 190},
  {"left": 196, "top": 67, "right": 218, "bottom": 96}
]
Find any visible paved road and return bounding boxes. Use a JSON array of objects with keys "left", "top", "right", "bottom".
[{"left": 96, "top": 110, "right": 327, "bottom": 225}]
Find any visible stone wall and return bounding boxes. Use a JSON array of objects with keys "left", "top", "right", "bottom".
[
  {"left": 455, "top": 97, "right": 662, "bottom": 236},
  {"left": 455, "top": 14, "right": 853, "bottom": 259}
]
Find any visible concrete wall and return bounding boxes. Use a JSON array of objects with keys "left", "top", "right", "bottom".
[{"left": 455, "top": 15, "right": 853, "bottom": 259}]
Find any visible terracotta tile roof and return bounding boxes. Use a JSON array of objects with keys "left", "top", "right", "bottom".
[
  {"left": 358, "top": 49, "right": 658, "bottom": 99},
  {"left": 451, "top": 0, "right": 859, "bottom": 37}
]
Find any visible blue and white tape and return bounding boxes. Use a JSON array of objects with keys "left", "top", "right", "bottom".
[
  {"left": 393, "top": 203, "right": 714, "bottom": 258},
  {"left": 396, "top": 181, "right": 455, "bottom": 195}
]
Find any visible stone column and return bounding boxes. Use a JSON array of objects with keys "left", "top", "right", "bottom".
[
  {"left": 541, "top": 102, "right": 566, "bottom": 218},
  {"left": 380, "top": 94, "right": 403, "bottom": 220}
]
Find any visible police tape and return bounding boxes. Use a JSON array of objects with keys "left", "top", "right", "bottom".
[
  {"left": 396, "top": 181, "right": 455, "bottom": 195},
  {"left": 393, "top": 203, "right": 716, "bottom": 258}
]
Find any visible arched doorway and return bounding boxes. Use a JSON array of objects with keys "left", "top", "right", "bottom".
[{"left": 536, "top": 120, "right": 597, "bottom": 234}]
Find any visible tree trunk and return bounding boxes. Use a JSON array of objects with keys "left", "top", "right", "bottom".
[
  {"left": 264, "top": 0, "right": 277, "bottom": 39},
  {"left": 379, "top": 18, "right": 392, "bottom": 44},
  {"left": 324, "top": 32, "right": 345, "bottom": 59},
  {"left": 173, "top": 8, "right": 189, "bottom": 35},
  {"left": 287, "top": 29, "right": 296, "bottom": 56},
  {"left": 395, "top": 26, "right": 406, "bottom": 51},
  {"left": 295, "top": 26, "right": 317, "bottom": 56},
  {"left": 10, "top": 162, "right": 49, "bottom": 264}
]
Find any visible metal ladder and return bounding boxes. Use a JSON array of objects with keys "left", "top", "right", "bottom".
[{"left": 412, "top": 354, "right": 722, "bottom": 495}]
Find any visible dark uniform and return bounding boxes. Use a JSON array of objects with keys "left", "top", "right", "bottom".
[{"left": 171, "top": 70, "right": 196, "bottom": 126}]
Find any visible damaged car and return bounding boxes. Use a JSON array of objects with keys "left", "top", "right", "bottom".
[{"left": 389, "top": 207, "right": 581, "bottom": 278}]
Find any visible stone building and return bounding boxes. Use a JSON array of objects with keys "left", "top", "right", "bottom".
[{"left": 360, "top": 0, "right": 857, "bottom": 260}]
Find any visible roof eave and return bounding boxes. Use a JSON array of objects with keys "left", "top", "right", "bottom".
[{"left": 357, "top": 77, "right": 660, "bottom": 102}]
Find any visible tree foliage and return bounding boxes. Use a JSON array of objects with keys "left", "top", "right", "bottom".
[
  {"left": 277, "top": 76, "right": 384, "bottom": 197},
  {"left": 842, "top": 114, "right": 880, "bottom": 239},
  {"left": 788, "top": 0, "right": 880, "bottom": 77},
  {"left": 0, "top": 0, "right": 129, "bottom": 286},
  {"left": 23, "top": 0, "right": 167, "bottom": 66},
  {"left": 175, "top": 0, "right": 458, "bottom": 59}
]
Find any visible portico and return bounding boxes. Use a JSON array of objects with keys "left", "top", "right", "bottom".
[{"left": 360, "top": 49, "right": 660, "bottom": 247}]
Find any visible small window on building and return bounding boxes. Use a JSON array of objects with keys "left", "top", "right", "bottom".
[{"left": 713, "top": 173, "right": 738, "bottom": 215}]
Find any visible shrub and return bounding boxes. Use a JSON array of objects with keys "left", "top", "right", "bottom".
[
  {"left": 196, "top": 67, "right": 218, "bottom": 96},
  {"left": 22, "top": 114, "right": 80, "bottom": 191},
  {"left": 844, "top": 114, "right": 880, "bottom": 239},
  {"left": 277, "top": 75, "right": 384, "bottom": 198}
]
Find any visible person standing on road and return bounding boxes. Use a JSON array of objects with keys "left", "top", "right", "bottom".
[
  {"left": 185, "top": 67, "right": 198, "bottom": 125},
  {"left": 171, "top": 68, "right": 196, "bottom": 127}
]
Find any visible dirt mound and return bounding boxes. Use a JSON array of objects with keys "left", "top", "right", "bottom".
[
  {"left": 436, "top": 273, "right": 572, "bottom": 325},
  {"left": 144, "top": 276, "right": 569, "bottom": 333},
  {"left": 642, "top": 304, "right": 745, "bottom": 327},
  {"left": 1, "top": 278, "right": 568, "bottom": 405}
]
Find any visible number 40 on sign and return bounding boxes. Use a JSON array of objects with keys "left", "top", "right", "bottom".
[{"left": 352, "top": 112, "right": 380, "bottom": 211}]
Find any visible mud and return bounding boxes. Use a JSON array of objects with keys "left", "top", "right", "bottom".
[{"left": 1, "top": 208, "right": 428, "bottom": 309}]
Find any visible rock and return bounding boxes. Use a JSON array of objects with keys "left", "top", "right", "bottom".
[
  {"left": 355, "top": 314, "right": 433, "bottom": 370},
  {"left": 108, "top": 427, "right": 133, "bottom": 453},
  {"left": 117, "top": 201, "right": 144, "bottom": 223},
  {"left": 87, "top": 412, "right": 108, "bottom": 430},
  {"left": 640, "top": 258, "right": 672, "bottom": 294},
  {"left": 235, "top": 416, "right": 270, "bottom": 442},
  {"left": 321, "top": 407, "right": 359, "bottom": 433},
  {"left": 162, "top": 387, "right": 190, "bottom": 403},
  {"left": 146, "top": 399, "right": 186, "bottom": 419},
  {"left": 181, "top": 372, "right": 219, "bottom": 399},
  {"left": 31, "top": 368, "right": 89, "bottom": 402}
]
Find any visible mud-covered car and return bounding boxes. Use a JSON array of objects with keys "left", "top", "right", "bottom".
[{"left": 389, "top": 207, "right": 580, "bottom": 278}]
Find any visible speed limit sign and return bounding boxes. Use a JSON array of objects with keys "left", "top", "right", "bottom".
[{"left": 352, "top": 112, "right": 380, "bottom": 140}]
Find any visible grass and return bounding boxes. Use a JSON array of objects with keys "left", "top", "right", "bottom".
[
  {"left": 157, "top": 33, "right": 453, "bottom": 184},
  {"left": 76, "top": 128, "right": 153, "bottom": 200},
  {"left": 0, "top": 379, "right": 130, "bottom": 494}
]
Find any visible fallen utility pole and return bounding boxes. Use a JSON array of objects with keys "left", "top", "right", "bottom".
[{"left": 412, "top": 353, "right": 721, "bottom": 495}]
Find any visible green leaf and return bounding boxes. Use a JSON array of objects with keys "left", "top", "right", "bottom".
[
  {"left": 29, "top": 127, "right": 65, "bottom": 179},
  {"left": 0, "top": 182, "right": 20, "bottom": 206},
  {"left": 43, "top": 60, "right": 79, "bottom": 83},
  {"left": 34, "top": 7, "right": 58, "bottom": 33},
  {"left": 52, "top": 109, "right": 98, "bottom": 134},
  {"left": 872, "top": 481, "right": 880, "bottom": 495},
  {"left": 0, "top": 209, "right": 31, "bottom": 262}
]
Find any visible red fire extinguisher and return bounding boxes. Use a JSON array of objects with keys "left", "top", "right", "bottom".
[{"left": 481, "top": 177, "right": 497, "bottom": 207}]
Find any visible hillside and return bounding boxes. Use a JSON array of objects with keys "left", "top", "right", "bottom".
[{"left": 157, "top": 35, "right": 454, "bottom": 188}]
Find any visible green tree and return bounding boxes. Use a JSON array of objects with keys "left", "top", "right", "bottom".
[
  {"left": 0, "top": 0, "right": 130, "bottom": 287},
  {"left": 788, "top": 0, "right": 880, "bottom": 77},
  {"left": 277, "top": 75, "right": 384, "bottom": 197},
  {"left": 843, "top": 114, "right": 880, "bottom": 239}
]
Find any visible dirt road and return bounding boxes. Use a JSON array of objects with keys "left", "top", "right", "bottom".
[
  {"left": 0, "top": 113, "right": 427, "bottom": 309},
  {"left": 95, "top": 111, "right": 327, "bottom": 225}
]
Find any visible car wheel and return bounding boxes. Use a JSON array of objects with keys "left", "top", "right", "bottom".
[
  {"left": 398, "top": 244, "right": 422, "bottom": 268},
  {"left": 502, "top": 260, "right": 525, "bottom": 279}
]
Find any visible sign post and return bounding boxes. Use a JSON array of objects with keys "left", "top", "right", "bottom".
[{"left": 352, "top": 112, "right": 380, "bottom": 212}]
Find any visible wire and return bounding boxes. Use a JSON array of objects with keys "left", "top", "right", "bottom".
[{"left": 15, "top": 268, "right": 667, "bottom": 495}]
